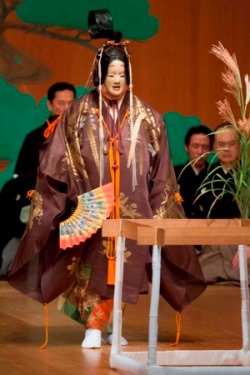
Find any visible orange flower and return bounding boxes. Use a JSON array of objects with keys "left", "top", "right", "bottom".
[{"left": 87, "top": 299, "right": 113, "bottom": 330}]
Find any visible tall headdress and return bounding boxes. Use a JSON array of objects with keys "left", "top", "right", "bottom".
[{"left": 88, "top": 10, "right": 137, "bottom": 189}]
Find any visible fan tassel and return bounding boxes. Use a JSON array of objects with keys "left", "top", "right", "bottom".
[{"left": 107, "top": 258, "right": 116, "bottom": 285}]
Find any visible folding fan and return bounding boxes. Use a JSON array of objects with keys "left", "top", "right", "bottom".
[{"left": 59, "top": 182, "right": 114, "bottom": 250}]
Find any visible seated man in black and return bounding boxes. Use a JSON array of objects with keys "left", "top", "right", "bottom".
[
  {"left": 198, "top": 123, "right": 250, "bottom": 283},
  {"left": 201, "top": 123, "right": 240, "bottom": 219},
  {"left": 175, "top": 125, "right": 213, "bottom": 219}
]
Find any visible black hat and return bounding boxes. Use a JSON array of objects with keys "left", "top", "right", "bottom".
[
  {"left": 88, "top": 9, "right": 122, "bottom": 42},
  {"left": 88, "top": 9, "right": 128, "bottom": 86}
]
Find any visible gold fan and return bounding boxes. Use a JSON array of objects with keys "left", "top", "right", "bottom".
[{"left": 59, "top": 183, "right": 114, "bottom": 250}]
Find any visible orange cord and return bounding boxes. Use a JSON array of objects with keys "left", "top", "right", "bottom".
[
  {"left": 39, "top": 303, "right": 49, "bottom": 350},
  {"left": 101, "top": 110, "right": 129, "bottom": 285},
  {"left": 170, "top": 311, "right": 181, "bottom": 347},
  {"left": 43, "top": 115, "right": 62, "bottom": 139},
  {"left": 27, "top": 190, "right": 35, "bottom": 200},
  {"left": 175, "top": 192, "right": 184, "bottom": 204}
]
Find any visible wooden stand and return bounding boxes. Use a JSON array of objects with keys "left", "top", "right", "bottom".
[{"left": 102, "top": 219, "right": 250, "bottom": 375}]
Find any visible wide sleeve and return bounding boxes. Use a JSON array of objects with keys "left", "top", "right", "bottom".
[
  {"left": 8, "top": 109, "right": 80, "bottom": 303},
  {"left": 20, "top": 112, "right": 70, "bottom": 262},
  {"left": 148, "top": 116, "right": 185, "bottom": 219}
]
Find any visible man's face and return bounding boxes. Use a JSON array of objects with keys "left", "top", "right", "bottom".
[
  {"left": 185, "top": 133, "right": 211, "bottom": 169},
  {"left": 214, "top": 127, "right": 240, "bottom": 166},
  {"left": 103, "top": 60, "right": 127, "bottom": 98},
  {"left": 47, "top": 89, "right": 75, "bottom": 116}
]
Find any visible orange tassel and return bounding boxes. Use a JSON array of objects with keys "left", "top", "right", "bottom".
[
  {"left": 175, "top": 192, "right": 184, "bottom": 204},
  {"left": 107, "top": 258, "right": 116, "bottom": 285},
  {"left": 40, "top": 303, "right": 49, "bottom": 350},
  {"left": 43, "top": 115, "right": 62, "bottom": 139},
  {"left": 27, "top": 190, "right": 35, "bottom": 200},
  {"left": 101, "top": 110, "right": 129, "bottom": 285},
  {"left": 170, "top": 311, "right": 181, "bottom": 347},
  {"left": 106, "top": 237, "right": 116, "bottom": 285}
]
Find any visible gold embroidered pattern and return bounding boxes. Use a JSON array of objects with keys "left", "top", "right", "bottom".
[
  {"left": 67, "top": 256, "right": 80, "bottom": 276},
  {"left": 87, "top": 118, "right": 100, "bottom": 172},
  {"left": 102, "top": 239, "right": 132, "bottom": 264},
  {"left": 69, "top": 260, "right": 105, "bottom": 324},
  {"left": 146, "top": 107, "right": 161, "bottom": 153},
  {"left": 120, "top": 192, "right": 142, "bottom": 218},
  {"left": 127, "top": 96, "right": 148, "bottom": 168},
  {"left": 127, "top": 97, "right": 160, "bottom": 176},
  {"left": 64, "top": 100, "right": 90, "bottom": 180},
  {"left": 28, "top": 191, "right": 43, "bottom": 228},
  {"left": 154, "top": 177, "right": 185, "bottom": 219}
]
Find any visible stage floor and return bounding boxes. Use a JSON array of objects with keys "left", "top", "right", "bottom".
[{"left": 0, "top": 281, "right": 243, "bottom": 374}]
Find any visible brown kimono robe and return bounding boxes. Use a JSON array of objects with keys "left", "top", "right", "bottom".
[{"left": 8, "top": 90, "right": 206, "bottom": 314}]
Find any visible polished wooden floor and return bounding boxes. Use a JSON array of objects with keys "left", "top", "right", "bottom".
[{"left": 0, "top": 281, "right": 244, "bottom": 374}]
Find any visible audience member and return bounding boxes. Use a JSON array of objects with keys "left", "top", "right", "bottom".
[
  {"left": 198, "top": 123, "right": 250, "bottom": 283},
  {"left": 15, "top": 81, "right": 76, "bottom": 178},
  {"left": 174, "top": 125, "right": 213, "bottom": 218},
  {"left": 0, "top": 82, "right": 76, "bottom": 276},
  {"left": 201, "top": 123, "right": 240, "bottom": 219}
]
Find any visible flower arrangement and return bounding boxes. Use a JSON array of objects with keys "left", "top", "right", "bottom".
[{"left": 206, "top": 42, "right": 250, "bottom": 219}]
